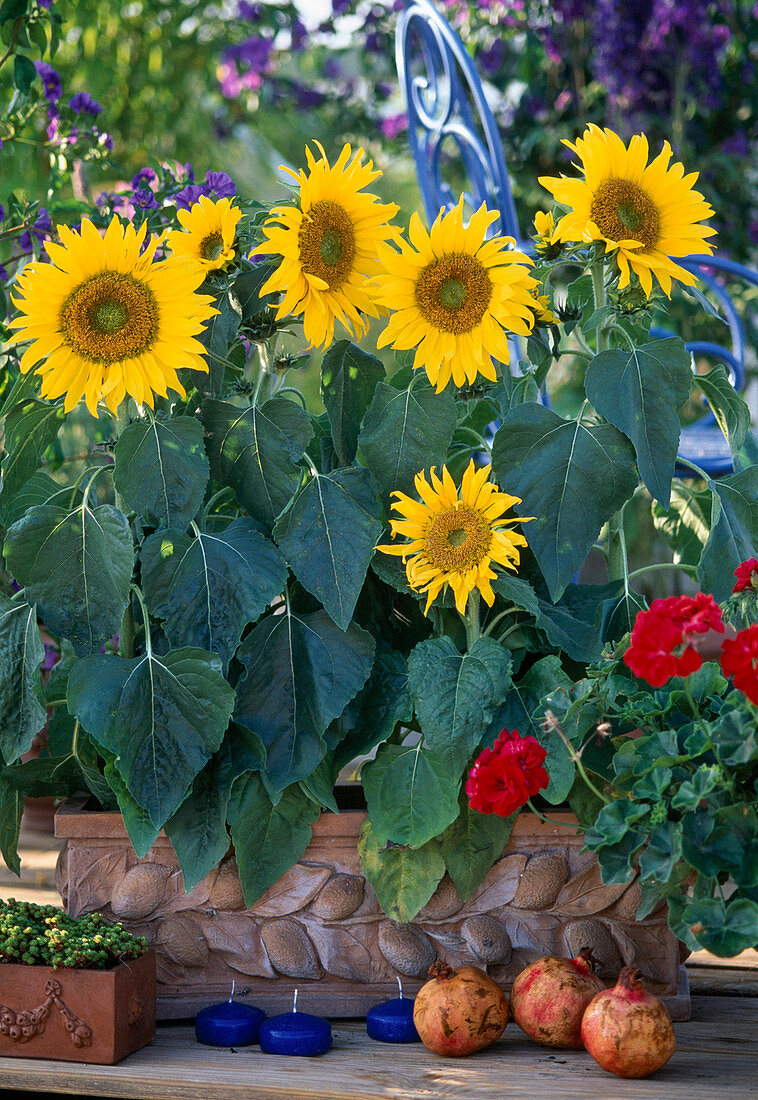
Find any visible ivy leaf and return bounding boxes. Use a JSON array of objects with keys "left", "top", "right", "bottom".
[
  {"left": 0, "top": 595, "right": 46, "bottom": 764},
  {"left": 696, "top": 363, "right": 751, "bottom": 458},
  {"left": 67, "top": 648, "right": 235, "bottom": 829},
  {"left": 407, "top": 636, "right": 512, "bottom": 781},
  {"left": 4, "top": 500, "right": 132, "bottom": 656},
  {"left": 584, "top": 338, "right": 692, "bottom": 507},
  {"left": 441, "top": 794, "right": 517, "bottom": 901},
  {"left": 358, "top": 819, "right": 445, "bottom": 923},
  {"left": 274, "top": 467, "right": 382, "bottom": 631},
  {"left": 166, "top": 744, "right": 234, "bottom": 892},
  {"left": 359, "top": 380, "right": 457, "bottom": 500},
  {"left": 638, "top": 821, "right": 683, "bottom": 885},
  {"left": 685, "top": 897, "right": 758, "bottom": 957},
  {"left": 113, "top": 416, "right": 209, "bottom": 530},
  {"left": 0, "top": 399, "right": 64, "bottom": 525},
  {"left": 141, "top": 520, "right": 287, "bottom": 669},
  {"left": 362, "top": 742, "right": 460, "bottom": 848},
  {"left": 698, "top": 468, "right": 758, "bottom": 600},
  {"left": 226, "top": 771, "right": 320, "bottom": 906},
  {"left": 234, "top": 608, "right": 374, "bottom": 791},
  {"left": 202, "top": 397, "right": 313, "bottom": 528},
  {"left": 492, "top": 404, "right": 638, "bottom": 601},
  {"left": 320, "top": 340, "right": 384, "bottom": 465}
]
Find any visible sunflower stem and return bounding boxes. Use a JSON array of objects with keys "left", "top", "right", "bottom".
[
  {"left": 463, "top": 589, "right": 481, "bottom": 649},
  {"left": 590, "top": 259, "right": 609, "bottom": 354},
  {"left": 130, "top": 584, "right": 152, "bottom": 658}
]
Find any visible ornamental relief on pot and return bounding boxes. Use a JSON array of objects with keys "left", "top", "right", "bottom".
[{"left": 56, "top": 835, "right": 676, "bottom": 996}]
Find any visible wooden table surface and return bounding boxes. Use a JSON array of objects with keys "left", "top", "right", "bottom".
[{"left": 0, "top": 994, "right": 756, "bottom": 1100}]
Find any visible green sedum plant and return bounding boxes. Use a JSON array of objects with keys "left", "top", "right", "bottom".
[{"left": 0, "top": 899, "right": 147, "bottom": 969}]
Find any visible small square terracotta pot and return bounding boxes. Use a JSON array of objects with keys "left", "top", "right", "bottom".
[{"left": 0, "top": 950, "right": 155, "bottom": 1064}]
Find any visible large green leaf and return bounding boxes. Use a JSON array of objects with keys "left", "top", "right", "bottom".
[
  {"left": 103, "top": 755, "right": 160, "bottom": 859},
  {"left": 202, "top": 397, "right": 313, "bottom": 527},
  {"left": 141, "top": 520, "right": 286, "bottom": 669},
  {"left": 361, "top": 742, "right": 460, "bottom": 848},
  {"left": 652, "top": 480, "right": 710, "bottom": 568},
  {"left": 332, "top": 645, "right": 412, "bottom": 770},
  {"left": 67, "top": 648, "right": 235, "bottom": 829},
  {"left": 536, "top": 581, "right": 623, "bottom": 662},
  {"left": 166, "top": 744, "right": 234, "bottom": 892},
  {"left": 195, "top": 291, "right": 242, "bottom": 396},
  {"left": 407, "top": 636, "right": 512, "bottom": 781},
  {"left": 4, "top": 500, "right": 133, "bottom": 655},
  {"left": 584, "top": 338, "right": 691, "bottom": 507},
  {"left": 358, "top": 380, "right": 457, "bottom": 499},
  {"left": 234, "top": 608, "right": 374, "bottom": 791},
  {"left": 274, "top": 468, "right": 382, "bottom": 631},
  {"left": 492, "top": 404, "right": 638, "bottom": 601},
  {"left": 113, "top": 416, "right": 209, "bottom": 530},
  {"left": 226, "top": 771, "right": 320, "bottom": 906},
  {"left": 441, "top": 794, "right": 517, "bottom": 901},
  {"left": 493, "top": 655, "right": 574, "bottom": 804},
  {"left": 0, "top": 399, "right": 64, "bottom": 525},
  {"left": 321, "top": 340, "right": 384, "bottom": 465},
  {"left": 0, "top": 776, "right": 22, "bottom": 875},
  {"left": 697, "top": 363, "right": 751, "bottom": 459},
  {"left": 698, "top": 467, "right": 758, "bottom": 600},
  {"left": 358, "top": 819, "right": 445, "bottom": 923},
  {"left": 0, "top": 472, "right": 73, "bottom": 528},
  {"left": 0, "top": 595, "right": 46, "bottom": 764},
  {"left": 684, "top": 897, "right": 758, "bottom": 956}
]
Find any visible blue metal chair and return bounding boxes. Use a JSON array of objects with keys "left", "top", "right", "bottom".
[{"left": 395, "top": 0, "right": 758, "bottom": 478}]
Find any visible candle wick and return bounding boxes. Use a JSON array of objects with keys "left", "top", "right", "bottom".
[
  {"left": 229, "top": 979, "right": 235, "bottom": 1003},
  {"left": 293, "top": 988, "right": 298, "bottom": 1014},
  {"left": 397, "top": 976, "right": 403, "bottom": 999}
]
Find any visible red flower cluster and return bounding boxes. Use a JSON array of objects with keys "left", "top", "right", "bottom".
[
  {"left": 721, "top": 625, "right": 758, "bottom": 705},
  {"left": 623, "top": 593, "right": 724, "bottom": 687},
  {"left": 466, "top": 729, "right": 549, "bottom": 818},
  {"left": 732, "top": 558, "right": 758, "bottom": 594}
]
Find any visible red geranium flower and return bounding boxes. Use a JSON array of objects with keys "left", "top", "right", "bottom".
[
  {"left": 732, "top": 558, "right": 758, "bottom": 594},
  {"left": 623, "top": 592, "right": 724, "bottom": 687},
  {"left": 721, "top": 624, "right": 758, "bottom": 705},
  {"left": 466, "top": 729, "right": 549, "bottom": 817}
]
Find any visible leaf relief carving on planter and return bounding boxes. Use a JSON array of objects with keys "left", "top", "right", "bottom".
[{"left": 0, "top": 980, "right": 93, "bottom": 1048}]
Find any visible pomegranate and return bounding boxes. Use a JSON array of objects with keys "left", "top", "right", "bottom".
[
  {"left": 581, "top": 965, "right": 676, "bottom": 1078},
  {"left": 413, "top": 961, "right": 508, "bottom": 1056},
  {"left": 510, "top": 948, "right": 604, "bottom": 1049}
]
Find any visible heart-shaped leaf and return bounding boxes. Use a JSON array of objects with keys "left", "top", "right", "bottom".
[
  {"left": 113, "top": 416, "right": 209, "bottom": 529},
  {"left": 362, "top": 742, "right": 460, "bottom": 847},
  {"left": 321, "top": 340, "right": 384, "bottom": 465},
  {"left": 698, "top": 467, "right": 758, "bottom": 599}
]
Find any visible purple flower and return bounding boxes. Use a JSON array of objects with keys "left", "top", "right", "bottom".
[
  {"left": 293, "top": 83, "right": 325, "bottom": 108},
  {"left": 380, "top": 112, "right": 408, "bottom": 140},
  {"left": 174, "top": 184, "right": 206, "bottom": 210},
  {"left": 226, "top": 35, "right": 273, "bottom": 70},
  {"left": 478, "top": 38, "right": 505, "bottom": 76},
  {"left": 67, "top": 91, "right": 102, "bottom": 115},
  {"left": 0, "top": 203, "right": 4, "bottom": 223},
  {"left": 238, "top": 0, "right": 262, "bottom": 17},
  {"left": 45, "top": 110, "right": 59, "bottom": 143},
  {"left": 332, "top": 0, "right": 351, "bottom": 13},
  {"left": 19, "top": 207, "right": 53, "bottom": 252},
  {"left": 95, "top": 129, "right": 114, "bottom": 151},
  {"left": 204, "top": 170, "right": 237, "bottom": 199},
  {"left": 291, "top": 17, "right": 308, "bottom": 50},
  {"left": 132, "top": 186, "right": 159, "bottom": 211},
  {"left": 34, "top": 61, "right": 62, "bottom": 103},
  {"left": 0, "top": 264, "right": 8, "bottom": 283},
  {"left": 42, "top": 642, "right": 59, "bottom": 672},
  {"left": 131, "top": 167, "right": 156, "bottom": 189},
  {"left": 38, "top": 0, "right": 52, "bottom": 7}
]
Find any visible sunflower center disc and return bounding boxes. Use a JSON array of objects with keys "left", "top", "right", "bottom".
[
  {"left": 298, "top": 200, "right": 356, "bottom": 289},
  {"left": 425, "top": 505, "right": 492, "bottom": 571},
  {"left": 200, "top": 232, "right": 225, "bottom": 261},
  {"left": 590, "top": 177, "right": 661, "bottom": 251},
  {"left": 60, "top": 270, "right": 159, "bottom": 364},
  {"left": 93, "top": 300, "right": 127, "bottom": 333},
  {"left": 415, "top": 253, "right": 492, "bottom": 334}
]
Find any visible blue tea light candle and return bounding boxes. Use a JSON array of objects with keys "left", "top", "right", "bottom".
[
  {"left": 195, "top": 982, "right": 266, "bottom": 1047},
  {"left": 367, "top": 978, "right": 420, "bottom": 1043},
  {"left": 259, "top": 990, "right": 332, "bottom": 1056}
]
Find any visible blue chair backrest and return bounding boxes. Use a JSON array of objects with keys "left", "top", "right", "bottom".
[{"left": 395, "top": 0, "right": 758, "bottom": 478}]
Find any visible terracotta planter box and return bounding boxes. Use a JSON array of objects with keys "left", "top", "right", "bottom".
[
  {"left": 54, "top": 800, "right": 690, "bottom": 1022},
  {"left": 0, "top": 951, "right": 156, "bottom": 1064}
]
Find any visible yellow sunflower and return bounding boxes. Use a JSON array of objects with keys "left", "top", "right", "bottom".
[
  {"left": 167, "top": 195, "right": 242, "bottom": 272},
  {"left": 374, "top": 202, "right": 539, "bottom": 392},
  {"left": 10, "top": 216, "right": 216, "bottom": 416},
  {"left": 532, "top": 292, "right": 559, "bottom": 325},
  {"left": 378, "top": 460, "right": 532, "bottom": 615},
  {"left": 255, "top": 142, "right": 399, "bottom": 348},
  {"left": 533, "top": 210, "right": 560, "bottom": 251},
  {"left": 539, "top": 125, "right": 716, "bottom": 297}
]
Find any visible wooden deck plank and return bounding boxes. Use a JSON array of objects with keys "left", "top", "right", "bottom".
[{"left": 0, "top": 996, "right": 756, "bottom": 1100}]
